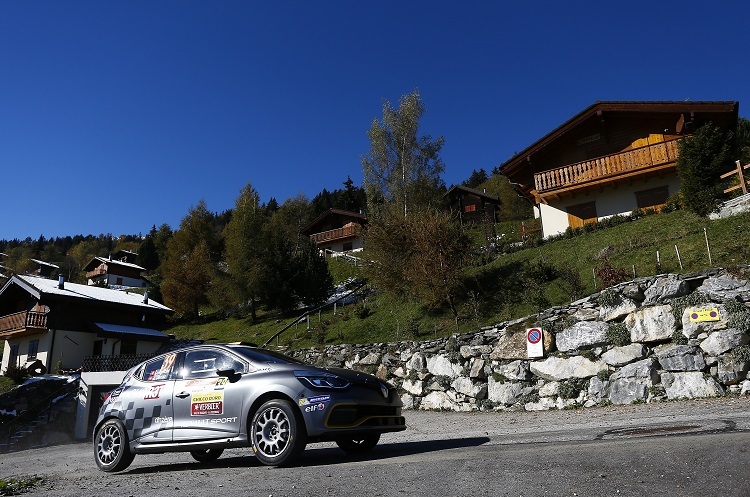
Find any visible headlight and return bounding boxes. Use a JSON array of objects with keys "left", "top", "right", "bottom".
[
  {"left": 294, "top": 370, "right": 351, "bottom": 390},
  {"left": 379, "top": 382, "right": 389, "bottom": 399}
]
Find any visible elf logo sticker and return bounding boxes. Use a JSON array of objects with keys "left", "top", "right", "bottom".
[{"left": 304, "top": 403, "right": 326, "bottom": 413}]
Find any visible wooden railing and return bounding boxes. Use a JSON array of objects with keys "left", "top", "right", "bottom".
[
  {"left": 0, "top": 311, "right": 48, "bottom": 334},
  {"left": 85, "top": 267, "right": 107, "bottom": 279},
  {"left": 534, "top": 139, "right": 681, "bottom": 193},
  {"left": 309, "top": 225, "right": 357, "bottom": 243}
]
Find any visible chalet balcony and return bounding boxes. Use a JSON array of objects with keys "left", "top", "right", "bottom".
[
  {"left": 85, "top": 267, "right": 107, "bottom": 280},
  {"left": 534, "top": 139, "right": 681, "bottom": 196},
  {"left": 0, "top": 311, "right": 48, "bottom": 337},
  {"left": 309, "top": 224, "right": 357, "bottom": 244}
]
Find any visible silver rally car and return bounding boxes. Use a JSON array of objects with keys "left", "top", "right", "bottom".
[{"left": 93, "top": 344, "right": 405, "bottom": 472}]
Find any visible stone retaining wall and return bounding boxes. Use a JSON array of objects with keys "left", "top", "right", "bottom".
[{"left": 289, "top": 268, "right": 750, "bottom": 411}]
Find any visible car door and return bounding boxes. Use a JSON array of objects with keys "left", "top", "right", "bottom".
[
  {"left": 172, "top": 348, "right": 247, "bottom": 441},
  {"left": 128, "top": 352, "right": 177, "bottom": 444}
]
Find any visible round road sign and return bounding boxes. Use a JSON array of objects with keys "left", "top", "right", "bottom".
[{"left": 527, "top": 328, "right": 542, "bottom": 344}]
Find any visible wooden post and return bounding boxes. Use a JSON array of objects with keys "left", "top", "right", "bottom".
[
  {"left": 675, "top": 245, "right": 683, "bottom": 270},
  {"left": 656, "top": 251, "right": 661, "bottom": 272},
  {"left": 704, "top": 227, "right": 712, "bottom": 265}
]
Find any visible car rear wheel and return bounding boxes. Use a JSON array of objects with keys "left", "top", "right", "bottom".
[
  {"left": 94, "top": 419, "right": 135, "bottom": 472},
  {"left": 251, "top": 399, "right": 306, "bottom": 466},
  {"left": 190, "top": 448, "right": 224, "bottom": 463},
  {"left": 336, "top": 433, "right": 381, "bottom": 454}
]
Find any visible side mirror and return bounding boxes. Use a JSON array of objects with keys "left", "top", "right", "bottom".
[{"left": 216, "top": 368, "right": 241, "bottom": 382}]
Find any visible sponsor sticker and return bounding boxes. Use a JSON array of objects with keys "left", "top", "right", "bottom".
[
  {"left": 191, "top": 391, "right": 224, "bottom": 416},
  {"left": 144, "top": 384, "right": 165, "bottom": 400},
  {"left": 298, "top": 395, "right": 331, "bottom": 407},
  {"left": 304, "top": 403, "right": 326, "bottom": 413}
]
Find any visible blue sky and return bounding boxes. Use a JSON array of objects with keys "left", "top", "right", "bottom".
[{"left": 1, "top": 1, "right": 748, "bottom": 240}]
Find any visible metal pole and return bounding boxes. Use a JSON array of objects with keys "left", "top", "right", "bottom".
[
  {"left": 592, "top": 267, "right": 597, "bottom": 290},
  {"left": 675, "top": 245, "right": 683, "bottom": 270},
  {"left": 704, "top": 228, "right": 713, "bottom": 265},
  {"left": 656, "top": 250, "right": 661, "bottom": 272}
]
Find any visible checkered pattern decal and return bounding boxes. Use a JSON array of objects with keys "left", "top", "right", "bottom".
[{"left": 100, "top": 389, "right": 171, "bottom": 441}]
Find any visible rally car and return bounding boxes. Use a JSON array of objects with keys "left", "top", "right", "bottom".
[{"left": 93, "top": 344, "right": 405, "bottom": 472}]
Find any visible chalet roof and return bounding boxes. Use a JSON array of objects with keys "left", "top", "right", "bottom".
[
  {"left": 500, "top": 100, "right": 739, "bottom": 178},
  {"left": 0, "top": 274, "right": 172, "bottom": 313},
  {"left": 30, "top": 258, "right": 59, "bottom": 269},
  {"left": 93, "top": 322, "right": 170, "bottom": 342},
  {"left": 445, "top": 184, "right": 500, "bottom": 203},
  {"left": 300, "top": 209, "right": 367, "bottom": 235},
  {"left": 84, "top": 256, "right": 146, "bottom": 272}
]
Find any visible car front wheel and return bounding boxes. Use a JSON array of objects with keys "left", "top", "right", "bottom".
[
  {"left": 190, "top": 448, "right": 224, "bottom": 463},
  {"left": 250, "top": 399, "right": 306, "bottom": 466},
  {"left": 336, "top": 433, "right": 381, "bottom": 454},
  {"left": 94, "top": 419, "right": 135, "bottom": 472}
]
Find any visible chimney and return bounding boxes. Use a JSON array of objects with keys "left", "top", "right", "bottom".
[
  {"left": 143, "top": 290, "right": 149, "bottom": 304},
  {"left": 58, "top": 275, "right": 64, "bottom": 289}
]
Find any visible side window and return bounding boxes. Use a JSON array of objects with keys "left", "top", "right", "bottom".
[
  {"left": 142, "top": 352, "right": 177, "bottom": 381},
  {"left": 182, "top": 349, "right": 246, "bottom": 379}
]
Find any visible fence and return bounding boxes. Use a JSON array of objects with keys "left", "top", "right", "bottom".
[{"left": 721, "top": 160, "right": 750, "bottom": 195}]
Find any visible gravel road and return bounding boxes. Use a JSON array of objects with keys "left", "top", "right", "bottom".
[{"left": 2, "top": 397, "right": 749, "bottom": 496}]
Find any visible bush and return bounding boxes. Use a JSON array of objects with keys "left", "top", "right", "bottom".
[
  {"left": 670, "top": 292, "right": 710, "bottom": 322},
  {"left": 676, "top": 123, "right": 734, "bottom": 217},
  {"left": 3, "top": 364, "right": 28, "bottom": 384},
  {"left": 733, "top": 345, "right": 750, "bottom": 363},
  {"left": 606, "top": 322, "right": 630, "bottom": 346},
  {"left": 0, "top": 376, "right": 16, "bottom": 395},
  {"left": 598, "top": 289, "right": 622, "bottom": 308},
  {"left": 595, "top": 257, "right": 629, "bottom": 288}
]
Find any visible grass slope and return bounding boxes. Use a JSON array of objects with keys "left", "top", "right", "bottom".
[{"left": 168, "top": 209, "right": 750, "bottom": 348}]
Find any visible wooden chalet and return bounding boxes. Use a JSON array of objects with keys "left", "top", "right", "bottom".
[
  {"left": 84, "top": 250, "right": 149, "bottom": 288},
  {"left": 300, "top": 209, "right": 367, "bottom": 255},
  {"left": 445, "top": 185, "right": 501, "bottom": 225},
  {"left": 499, "top": 101, "right": 739, "bottom": 238},
  {"left": 0, "top": 274, "right": 172, "bottom": 375}
]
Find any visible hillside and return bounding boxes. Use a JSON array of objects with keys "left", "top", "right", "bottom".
[{"left": 167, "top": 209, "right": 750, "bottom": 348}]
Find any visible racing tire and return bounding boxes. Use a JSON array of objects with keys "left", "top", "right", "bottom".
[
  {"left": 250, "top": 399, "right": 306, "bottom": 466},
  {"left": 336, "top": 433, "right": 381, "bottom": 454},
  {"left": 94, "top": 419, "right": 135, "bottom": 472},
  {"left": 190, "top": 448, "right": 224, "bottom": 463}
]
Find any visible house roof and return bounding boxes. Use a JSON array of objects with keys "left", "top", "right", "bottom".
[
  {"left": 30, "top": 258, "right": 59, "bottom": 269},
  {"left": 500, "top": 101, "right": 739, "bottom": 178},
  {"left": 84, "top": 256, "right": 146, "bottom": 272},
  {"left": 300, "top": 209, "right": 367, "bottom": 235},
  {"left": 1, "top": 274, "right": 172, "bottom": 313},
  {"left": 445, "top": 185, "right": 500, "bottom": 203},
  {"left": 93, "top": 322, "right": 170, "bottom": 342}
]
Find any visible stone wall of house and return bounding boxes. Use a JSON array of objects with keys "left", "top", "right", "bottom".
[{"left": 289, "top": 268, "right": 750, "bottom": 411}]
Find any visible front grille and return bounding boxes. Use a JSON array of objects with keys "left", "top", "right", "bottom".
[{"left": 326, "top": 404, "right": 403, "bottom": 428}]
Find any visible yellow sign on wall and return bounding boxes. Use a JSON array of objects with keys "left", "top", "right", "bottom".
[{"left": 688, "top": 308, "right": 720, "bottom": 322}]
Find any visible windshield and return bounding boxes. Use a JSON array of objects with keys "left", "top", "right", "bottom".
[{"left": 231, "top": 346, "right": 306, "bottom": 365}]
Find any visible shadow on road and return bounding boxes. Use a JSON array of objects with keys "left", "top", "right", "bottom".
[{"left": 123, "top": 436, "right": 490, "bottom": 475}]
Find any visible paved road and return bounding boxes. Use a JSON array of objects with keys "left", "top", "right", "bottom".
[{"left": 2, "top": 397, "right": 749, "bottom": 496}]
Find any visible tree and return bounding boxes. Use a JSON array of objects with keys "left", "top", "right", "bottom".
[
  {"left": 676, "top": 123, "right": 734, "bottom": 216},
  {"left": 364, "top": 207, "right": 469, "bottom": 316},
  {"left": 462, "top": 168, "right": 489, "bottom": 189},
  {"left": 481, "top": 173, "right": 533, "bottom": 221},
  {"left": 736, "top": 117, "right": 750, "bottom": 165},
  {"left": 161, "top": 200, "right": 222, "bottom": 318},
  {"left": 257, "top": 207, "right": 333, "bottom": 315},
  {"left": 224, "top": 183, "right": 267, "bottom": 320},
  {"left": 361, "top": 89, "right": 445, "bottom": 219}
]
